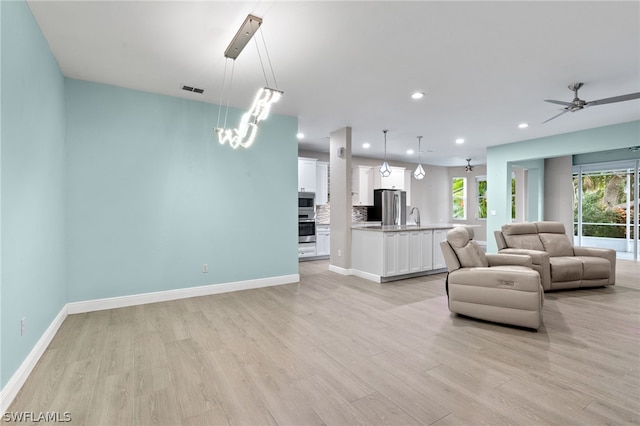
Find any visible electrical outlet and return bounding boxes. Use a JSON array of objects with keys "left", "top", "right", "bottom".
[
  {"left": 21, "top": 318, "right": 25, "bottom": 336},
  {"left": 338, "top": 249, "right": 342, "bottom": 257},
  {"left": 202, "top": 264, "right": 208, "bottom": 273}
]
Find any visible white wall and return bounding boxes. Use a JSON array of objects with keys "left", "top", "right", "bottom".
[
  {"left": 544, "top": 156, "right": 574, "bottom": 235},
  {"left": 447, "top": 165, "right": 488, "bottom": 242},
  {"left": 298, "top": 149, "right": 451, "bottom": 225}
]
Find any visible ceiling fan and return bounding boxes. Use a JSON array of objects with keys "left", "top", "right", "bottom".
[{"left": 543, "top": 82, "right": 640, "bottom": 123}]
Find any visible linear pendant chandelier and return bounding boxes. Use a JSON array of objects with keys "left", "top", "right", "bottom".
[{"left": 215, "top": 14, "right": 283, "bottom": 149}]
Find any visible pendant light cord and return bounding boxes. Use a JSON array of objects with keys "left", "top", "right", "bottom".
[
  {"left": 250, "top": 20, "right": 278, "bottom": 90},
  {"left": 384, "top": 130, "right": 388, "bottom": 161},
  {"left": 215, "top": 57, "right": 236, "bottom": 130},
  {"left": 223, "top": 60, "right": 236, "bottom": 129},
  {"left": 259, "top": 27, "right": 278, "bottom": 89},
  {"left": 216, "top": 58, "right": 229, "bottom": 129}
]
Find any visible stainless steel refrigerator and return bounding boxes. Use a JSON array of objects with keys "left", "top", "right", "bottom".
[{"left": 369, "top": 189, "right": 406, "bottom": 225}]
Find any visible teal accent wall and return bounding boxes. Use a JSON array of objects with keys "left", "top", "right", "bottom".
[
  {"left": 65, "top": 79, "right": 299, "bottom": 302},
  {"left": 0, "top": 1, "right": 67, "bottom": 387},
  {"left": 574, "top": 147, "right": 640, "bottom": 165},
  {"left": 0, "top": 0, "right": 297, "bottom": 392},
  {"left": 487, "top": 120, "right": 640, "bottom": 252},
  {"left": 0, "top": 0, "right": 3, "bottom": 392}
]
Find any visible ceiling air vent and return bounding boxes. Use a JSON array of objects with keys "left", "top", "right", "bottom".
[{"left": 181, "top": 85, "right": 204, "bottom": 94}]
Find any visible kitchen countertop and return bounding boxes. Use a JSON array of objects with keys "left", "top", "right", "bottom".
[{"left": 352, "top": 224, "right": 456, "bottom": 232}]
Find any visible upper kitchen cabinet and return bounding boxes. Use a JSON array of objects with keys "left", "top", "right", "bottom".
[
  {"left": 298, "top": 157, "right": 317, "bottom": 193},
  {"left": 316, "top": 162, "right": 329, "bottom": 205},
  {"left": 373, "top": 166, "right": 405, "bottom": 190},
  {"left": 352, "top": 165, "right": 374, "bottom": 206}
]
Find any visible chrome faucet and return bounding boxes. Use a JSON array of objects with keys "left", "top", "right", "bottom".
[{"left": 410, "top": 207, "right": 421, "bottom": 227}]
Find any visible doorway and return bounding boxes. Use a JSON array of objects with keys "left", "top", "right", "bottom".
[{"left": 573, "top": 160, "right": 639, "bottom": 260}]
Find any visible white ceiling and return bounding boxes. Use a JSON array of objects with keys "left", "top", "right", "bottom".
[{"left": 27, "top": 1, "right": 640, "bottom": 167}]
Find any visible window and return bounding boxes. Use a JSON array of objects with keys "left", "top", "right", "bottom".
[
  {"left": 476, "top": 176, "right": 487, "bottom": 219},
  {"left": 511, "top": 176, "right": 516, "bottom": 220},
  {"left": 452, "top": 177, "right": 466, "bottom": 219},
  {"left": 475, "top": 176, "right": 515, "bottom": 220}
]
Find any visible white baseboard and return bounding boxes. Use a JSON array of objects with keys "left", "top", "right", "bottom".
[
  {"left": 350, "top": 269, "right": 382, "bottom": 283},
  {"left": 67, "top": 274, "right": 300, "bottom": 314},
  {"left": 1, "top": 273, "right": 299, "bottom": 414},
  {"left": 0, "top": 305, "right": 68, "bottom": 414},
  {"left": 328, "top": 264, "right": 352, "bottom": 275}
]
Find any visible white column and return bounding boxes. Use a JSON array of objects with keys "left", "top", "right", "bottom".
[{"left": 329, "top": 127, "right": 352, "bottom": 272}]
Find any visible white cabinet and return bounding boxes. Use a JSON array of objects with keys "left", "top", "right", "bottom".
[
  {"left": 433, "top": 229, "right": 447, "bottom": 269},
  {"left": 352, "top": 227, "right": 450, "bottom": 282},
  {"left": 316, "top": 225, "right": 330, "bottom": 256},
  {"left": 352, "top": 165, "right": 374, "bottom": 206},
  {"left": 316, "top": 162, "right": 329, "bottom": 205},
  {"left": 298, "top": 243, "right": 316, "bottom": 258},
  {"left": 398, "top": 232, "right": 410, "bottom": 275},
  {"left": 421, "top": 230, "right": 434, "bottom": 271},
  {"left": 374, "top": 166, "right": 405, "bottom": 190},
  {"left": 411, "top": 230, "right": 434, "bottom": 273},
  {"left": 383, "top": 232, "right": 410, "bottom": 276},
  {"left": 298, "top": 157, "right": 317, "bottom": 193},
  {"left": 381, "top": 229, "right": 443, "bottom": 277},
  {"left": 383, "top": 233, "right": 398, "bottom": 276},
  {"left": 409, "top": 231, "right": 423, "bottom": 273}
]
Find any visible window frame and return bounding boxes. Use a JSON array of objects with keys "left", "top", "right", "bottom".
[{"left": 452, "top": 176, "right": 467, "bottom": 220}]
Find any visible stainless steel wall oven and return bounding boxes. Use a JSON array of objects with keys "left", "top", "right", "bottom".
[
  {"left": 298, "top": 192, "right": 316, "bottom": 243},
  {"left": 298, "top": 220, "right": 316, "bottom": 243}
]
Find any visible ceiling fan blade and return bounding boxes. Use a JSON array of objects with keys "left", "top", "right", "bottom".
[
  {"left": 542, "top": 110, "right": 569, "bottom": 124},
  {"left": 545, "top": 99, "right": 573, "bottom": 106},
  {"left": 587, "top": 92, "right": 640, "bottom": 106}
]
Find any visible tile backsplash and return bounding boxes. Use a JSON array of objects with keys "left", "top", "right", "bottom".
[{"left": 316, "top": 203, "right": 368, "bottom": 224}]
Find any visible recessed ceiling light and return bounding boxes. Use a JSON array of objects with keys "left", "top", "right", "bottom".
[
  {"left": 406, "top": 149, "right": 414, "bottom": 155},
  {"left": 362, "top": 143, "right": 371, "bottom": 149},
  {"left": 411, "top": 91, "right": 425, "bottom": 100},
  {"left": 518, "top": 123, "right": 529, "bottom": 129},
  {"left": 296, "top": 132, "right": 304, "bottom": 139},
  {"left": 456, "top": 138, "right": 465, "bottom": 144}
]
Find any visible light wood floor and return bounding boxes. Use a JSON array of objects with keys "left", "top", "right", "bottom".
[{"left": 6, "top": 260, "right": 640, "bottom": 425}]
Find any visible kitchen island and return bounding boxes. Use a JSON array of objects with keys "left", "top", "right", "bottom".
[{"left": 351, "top": 224, "right": 454, "bottom": 282}]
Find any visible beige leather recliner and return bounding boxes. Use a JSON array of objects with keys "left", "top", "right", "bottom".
[
  {"left": 440, "top": 226, "right": 544, "bottom": 330},
  {"left": 494, "top": 221, "right": 616, "bottom": 291}
]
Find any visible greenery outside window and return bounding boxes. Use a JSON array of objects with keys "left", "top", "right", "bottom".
[
  {"left": 511, "top": 177, "right": 516, "bottom": 220},
  {"left": 476, "top": 176, "right": 487, "bottom": 219},
  {"left": 573, "top": 168, "right": 634, "bottom": 238},
  {"left": 475, "top": 176, "right": 515, "bottom": 220},
  {"left": 452, "top": 177, "right": 466, "bottom": 220}
]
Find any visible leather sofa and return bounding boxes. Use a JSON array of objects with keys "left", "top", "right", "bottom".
[
  {"left": 494, "top": 221, "right": 616, "bottom": 291},
  {"left": 441, "top": 226, "right": 544, "bottom": 330}
]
